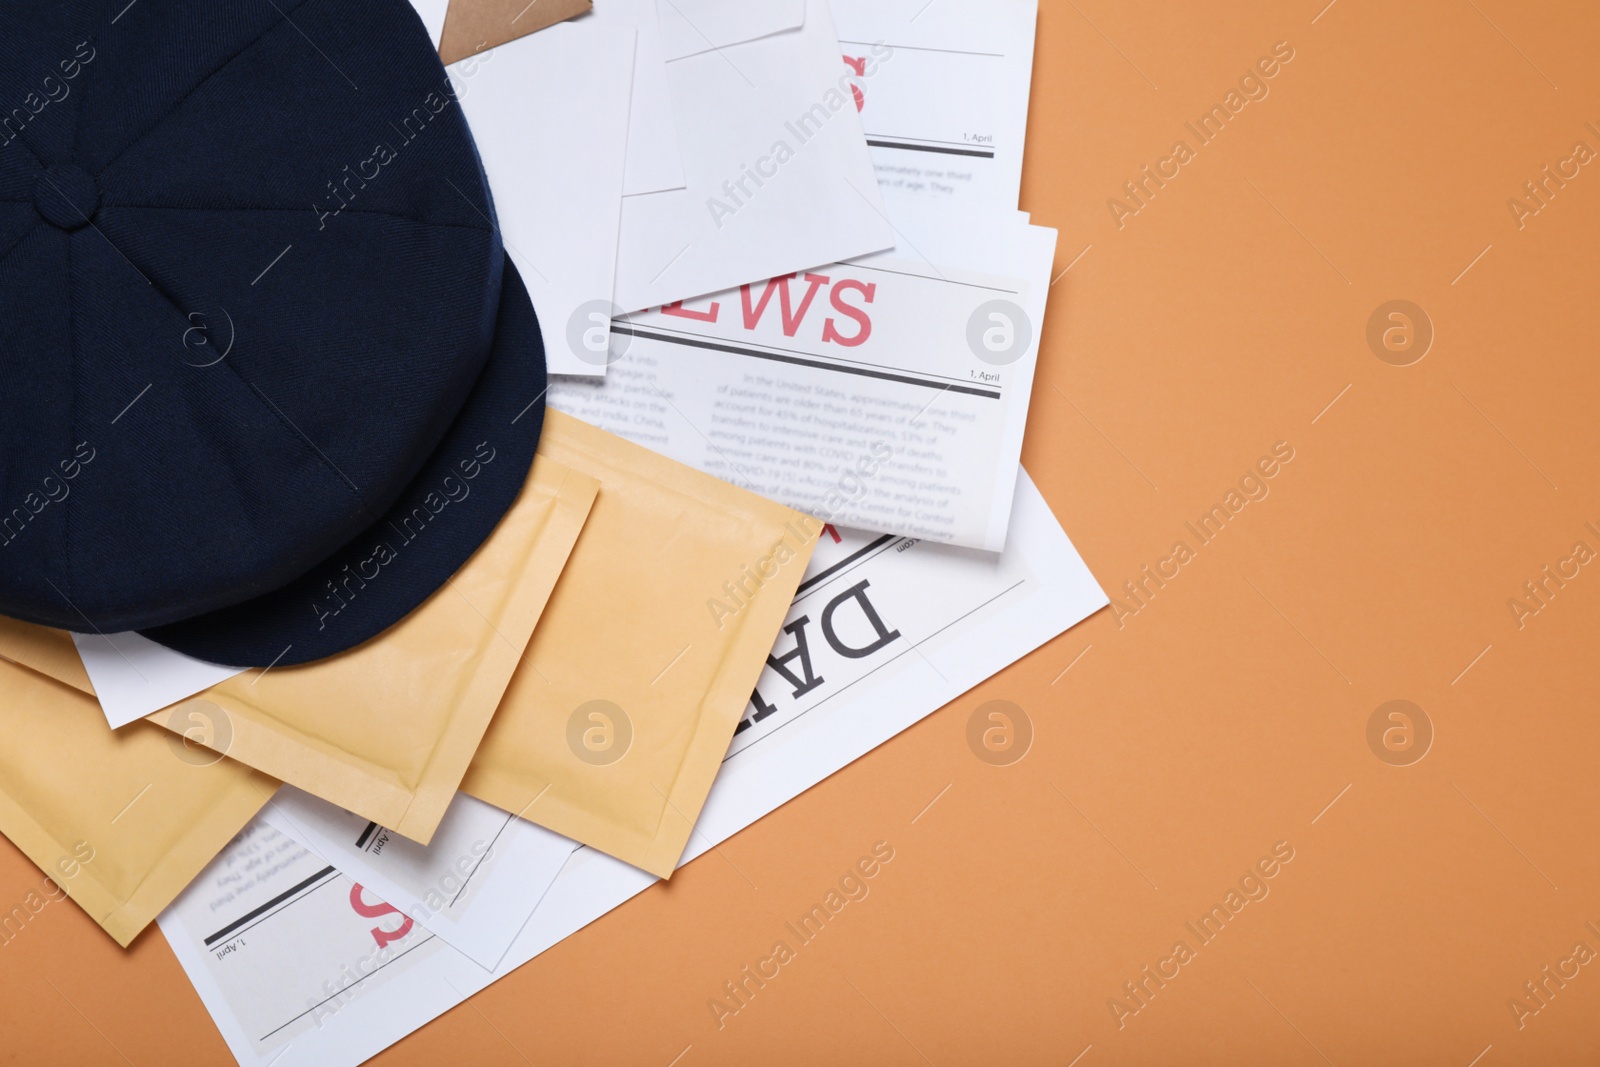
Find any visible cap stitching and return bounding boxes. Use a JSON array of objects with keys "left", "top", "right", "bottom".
[
  {"left": 228, "top": 369, "right": 371, "bottom": 512},
  {"left": 101, "top": 239, "right": 374, "bottom": 518},
  {"left": 0, "top": 217, "right": 42, "bottom": 268},
  {"left": 91, "top": 0, "right": 321, "bottom": 179},
  {"left": 3, "top": 127, "right": 46, "bottom": 169}
]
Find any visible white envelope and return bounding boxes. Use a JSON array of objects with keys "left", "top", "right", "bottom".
[
  {"left": 577, "top": 0, "right": 687, "bottom": 195},
  {"left": 614, "top": 0, "right": 895, "bottom": 311},
  {"left": 73, "top": 630, "right": 243, "bottom": 729},
  {"left": 451, "top": 24, "right": 635, "bottom": 377},
  {"left": 834, "top": 0, "right": 1038, "bottom": 215},
  {"left": 655, "top": 0, "right": 805, "bottom": 60}
]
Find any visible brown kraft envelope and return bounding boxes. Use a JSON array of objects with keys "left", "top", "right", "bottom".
[
  {"left": 147, "top": 455, "right": 599, "bottom": 846},
  {"left": 438, "top": 0, "right": 592, "bottom": 65},
  {"left": 0, "top": 659, "right": 277, "bottom": 947},
  {"left": 461, "top": 410, "right": 821, "bottom": 878},
  {"left": 0, "top": 614, "right": 92, "bottom": 694}
]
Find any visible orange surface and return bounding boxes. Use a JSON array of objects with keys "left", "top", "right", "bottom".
[{"left": 4, "top": 1, "right": 1600, "bottom": 1063}]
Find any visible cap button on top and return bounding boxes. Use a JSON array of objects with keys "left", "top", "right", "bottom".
[{"left": 34, "top": 163, "right": 100, "bottom": 231}]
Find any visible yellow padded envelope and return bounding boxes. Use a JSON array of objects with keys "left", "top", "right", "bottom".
[
  {"left": 0, "top": 417, "right": 813, "bottom": 874},
  {"left": 461, "top": 411, "right": 821, "bottom": 877},
  {"left": 147, "top": 455, "right": 599, "bottom": 845},
  {"left": 0, "top": 659, "right": 276, "bottom": 947},
  {"left": 0, "top": 615, "right": 91, "bottom": 693}
]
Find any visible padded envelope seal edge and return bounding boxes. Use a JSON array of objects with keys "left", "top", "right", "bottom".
[{"left": 461, "top": 411, "right": 822, "bottom": 878}]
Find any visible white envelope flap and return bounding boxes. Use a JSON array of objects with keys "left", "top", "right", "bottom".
[
  {"left": 656, "top": 0, "right": 805, "bottom": 59},
  {"left": 73, "top": 630, "right": 243, "bottom": 729}
]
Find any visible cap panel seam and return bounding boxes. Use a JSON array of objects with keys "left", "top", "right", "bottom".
[
  {"left": 0, "top": 218, "right": 42, "bottom": 269},
  {"left": 83, "top": 232, "right": 366, "bottom": 515},
  {"left": 4, "top": 127, "right": 46, "bottom": 169},
  {"left": 226, "top": 366, "right": 371, "bottom": 513},
  {"left": 90, "top": 0, "right": 322, "bottom": 179},
  {"left": 106, "top": 237, "right": 374, "bottom": 539}
]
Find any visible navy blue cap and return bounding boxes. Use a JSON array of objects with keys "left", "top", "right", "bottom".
[{"left": 0, "top": 0, "right": 545, "bottom": 667}]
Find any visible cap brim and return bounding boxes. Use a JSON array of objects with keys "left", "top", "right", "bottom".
[{"left": 140, "top": 261, "right": 547, "bottom": 667}]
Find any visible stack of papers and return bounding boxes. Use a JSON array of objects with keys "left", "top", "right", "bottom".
[
  {"left": 0, "top": 3, "right": 1108, "bottom": 1065},
  {"left": 162, "top": 476, "right": 1103, "bottom": 1067},
  {"left": 549, "top": 0, "right": 1052, "bottom": 552}
]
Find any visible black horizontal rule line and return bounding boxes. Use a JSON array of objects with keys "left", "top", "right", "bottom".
[
  {"left": 204, "top": 865, "right": 337, "bottom": 946},
  {"left": 866, "top": 132, "right": 996, "bottom": 150},
  {"left": 612, "top": 326, "right": 1001, "bottom": 399},
  {"left": 868, "top": 138, "right": 995, "bottom": 159},
  {"left": 616, "top": 320, "right": 984, "bottom": 380},
  {"left": 796, "top": 534, "right": 899, "bottom": 596}
]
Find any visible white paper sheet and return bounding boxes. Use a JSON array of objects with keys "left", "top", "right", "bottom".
[
  {"left": 613, "top": 0, "right": 894, "bottom": 312},
  {"left": 451, "top": 24, "right": 635, "bottom": 377},
  {"left": 161, "top": 469, "right": 1107, "bottom": 1067},
  {"left": 575, "top": 0, "right": 687, "bottom": 195},
  {"left": 73, "top": 630, "right": 242, "bottom": 729},
  {"left": 553, "top": 207, "right": 1055, "bottom": 550},
  {"left": 159, "top": 823, "right": 453, "bottom": 1060},
  {"left": 833, "top": 0, "right": 1037, "bottom": 214},
  {"left": 655, "top": 0, "right": 805, "bottom": 60},
  {"left": 260, "top": 789, "right": 573, "bottom": 969}
]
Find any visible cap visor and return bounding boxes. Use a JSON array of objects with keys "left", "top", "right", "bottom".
[{"left": 141, "top": 261, "right": 547, "bottom": 667}]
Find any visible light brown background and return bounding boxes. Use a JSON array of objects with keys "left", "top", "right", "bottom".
[{"left": 4, "top": 0, "right": 1599, "bottom": 1062}]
